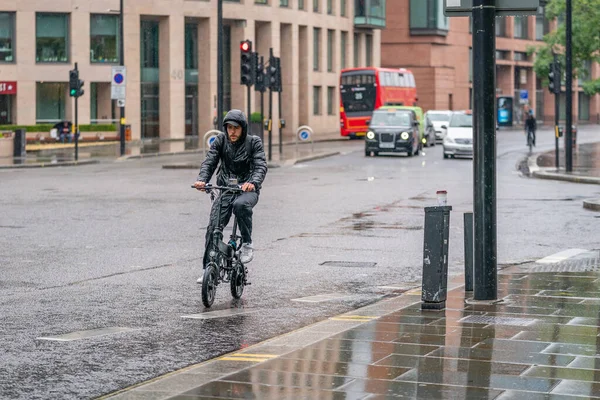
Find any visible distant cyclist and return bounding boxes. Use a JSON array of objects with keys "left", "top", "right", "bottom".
[
  {"left": 193, "top": 110, "right": 268, "bottom": 283},
  {"left": 524, "top": 110, "right": 536, "bottom": 147}
]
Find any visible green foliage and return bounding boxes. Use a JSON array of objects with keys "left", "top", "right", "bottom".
[
  {"left": 250, "top": 112, "right": 264, "bottom": 123},
  {"left": 0, "top": 124, "right": 117, "bottom": 132},
  {"left": 528, "top": 0, "right": 600, "bottom": 95}
]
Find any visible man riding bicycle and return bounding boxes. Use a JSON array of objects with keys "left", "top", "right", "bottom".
[
  {"left": 524, "top": 110, "right": 536, "bottom": 147},
  {"left": 193, "top": 109, "right": 268, "bottom": 284}
]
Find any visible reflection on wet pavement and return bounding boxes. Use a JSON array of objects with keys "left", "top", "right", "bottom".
[{"left": 175, "top": 271, "right": 600, "bottom": 399}]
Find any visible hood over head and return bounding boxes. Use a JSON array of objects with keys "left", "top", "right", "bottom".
[{"left": 223, "top": 109, "right": 248, "bottom": 144}]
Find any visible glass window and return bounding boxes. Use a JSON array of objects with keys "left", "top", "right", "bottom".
[
  {"left": 313, "top": 86, "right": 321, "bottom": 115},
  {"left": 36, "top": 13, "right": 69, "bottom": 63},
  {"left": 0, "top": 13, "right": 15, "bottom": 62},
  {"left": 141, "top": 20, "right": 160, "bottom": 138},
  {"left": 340, "top": 31, "right": 347, "bottom": 69},
  {"left": 299, "top": 0, "right": 305, "bottom": 9},
  {"left": 314, "top": 0, "right": 319, "bottom": 12},
  {"left": 313, "top": 28, "right": 320, "bottom": 71},
  {"left": 90, "top": 14, "right": 119, "bottom": 63},
  {"left": 449, "top": 112, "right": 473, "bottom": 127},
  {"left": 256, "top": 0, "right": 267, "bottom": 4},
  {"left": 353, "top": 33, "right": 359, "bottom": 67},
  {"left": 185, "top": 23, "right": 198, "bottom": 70},
  {"left": 327, "top": 30, "right": 334, "bottom": 72},
  {"left": 514, "top": 52, "right": 529, "bottom": 61},
  {"left": 514, "top": 16, "right": 528, "bottom": 39},
  {"left": 409, "top": 0, "right": 448, "bottom": 35},
  {"left": 280, "top": 0, "right": 289, "bottom": 6},
  {"left": 496, "top": 18, "right": 506, "bottom": 37},
  {"left": 469, "top": 47, "right": 472, "bottom": 82},
  {"left": 36, "top": 82, "right": 67, "bottom": 123},
  {"left": 365, "top": 34, "right": 372, "bottom": 66},
  {"left": 328, "top": 0, "right": 333, "bottom": 14},
  {"left": 327, "top": 86, "right": 335, "bottom": 115},
  {"left": 341, "top": 0, "right": 346, "bottom": 16},
  {"left": 578, "top": 92, "right": 590, "bottom": 120}
]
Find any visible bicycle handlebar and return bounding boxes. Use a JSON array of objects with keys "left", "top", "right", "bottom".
[{"left": 190, "top": 184, "right": 243, "bottom": 193}]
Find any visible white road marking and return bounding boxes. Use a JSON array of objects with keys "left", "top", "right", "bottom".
[{"left": 536, "top": 249, "right": 590, "bottom": 264}]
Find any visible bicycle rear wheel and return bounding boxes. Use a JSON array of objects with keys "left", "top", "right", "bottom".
[
  {"left": 202, "top": 264, "right": 219, "bottom": 308},
  {"left": 230, "top": 261, "right": 245, "bottom": 299}
]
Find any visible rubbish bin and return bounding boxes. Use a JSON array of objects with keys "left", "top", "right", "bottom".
[
  {"left": 14, "top": 129, "right": 26, "bottom": 158},
  {"left": 125, "top": 125, "right": 132, "bottom": 141}
]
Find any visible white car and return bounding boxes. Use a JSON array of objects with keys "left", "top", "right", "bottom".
[
  {"left": 424, "top": 110, "right": 453, "bottom": 142},
  {"left": 443, "top": 111, "right": 473, "bottom": 159}
]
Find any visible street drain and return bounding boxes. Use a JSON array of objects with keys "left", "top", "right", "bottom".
[
  {"left": 459, "top": 315, "right": 538, "bottom": 326},
  {"left": 320, "top": 261, "right": 377, "bottom": 268}
]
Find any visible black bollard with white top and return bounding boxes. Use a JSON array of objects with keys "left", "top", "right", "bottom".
[{"left": 421, "top": 190, "right": 452, "bottom": 310}]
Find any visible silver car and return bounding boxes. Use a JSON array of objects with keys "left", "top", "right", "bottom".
[
  {"left": 424, "top": 110, "right": 453, "bottom": 142},
  {"left": 443, "top": 111, "right": 473, "bottom": 159}
]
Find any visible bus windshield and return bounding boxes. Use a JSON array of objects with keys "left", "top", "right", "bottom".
[{"left": 340, "top": 73, "right": 376, "bottom": 115}]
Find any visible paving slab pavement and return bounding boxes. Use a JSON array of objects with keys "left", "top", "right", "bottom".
[{"left": 102, "top": 250, "right": 600, "bottom": 400}]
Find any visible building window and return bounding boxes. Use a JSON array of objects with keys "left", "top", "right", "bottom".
[
  {"left": 327, "top": 30, "right": 334, "bottom": 72},
  {"left": 327, "top": 86, "right": 335, "bottom": 115},
  {"left": 340, "top": 31, "right": 347, "bottom": 69},
  {"left": 496, "top": 50, "right": 508, "bottom": 60},
  {"left": 90, "top": 14, "right": 119, "bottom": 63},
  {"left": 313, "top": 86, "right": 321, "bottom": 115},
  {"left": 579, "top": 92, "right": 590, "bottom": 120},
  {"left": 341, "top": 0, "right": 346, "bottom": 16},
  {"left": 353, "top": 32, "right": 359, "bottom": 67},
  {"left": 328, "top": 0, "right": 333, "bottom": 14},
  {"left": 313, "top": 0, "right": 319, "bottom": 12},
  {"left": 280, "top": 0, "right": 289, "bottom": 6},
  {"left": 0, "top": 13, "right": 15, "bottom": 62},
  {"left": 496, "top": 18, "right": 506, "bottom": 37},
  {"left": 409, "top": 0, "right": 448, "bottom": 36},
  {"left": 36, "top": 13, "right": 69, "bottom": 63},
  {"left": 514, "top": 16, "right": 528, "bottom": 39},
  {"left": 141, "top": 20, "right": 160, "bottom": 139},
  {"left": 255, "top": 0, "right": 268, "bottom": 4},
  {"left": 365, "top": 34, "right": 372, "bottom": 66},
  {"left": 514, "top": 52, "right": 529, "bottom": 62},
  {"left": 313, "top": 28, "right": 321, "bottom": 71},
  {"left": 469, "top": 47, "right": 472, "bottom": 82},
  {"left": 36, "top": 82, "right": 66, "bottom": 123},
  {"left": 299, "top": 0, "right": 305, "bottom": 9},
  {"left": 185, "top": 24, "right": 198, "bottom": 70}
]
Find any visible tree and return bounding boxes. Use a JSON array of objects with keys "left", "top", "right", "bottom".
[{"left": 529, "top": 0, "right": 600, "bottom": 95}]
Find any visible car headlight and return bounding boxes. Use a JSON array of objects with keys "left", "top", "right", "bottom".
[
  {"left": 366, "top": 131, "right": 375, "bottom": 140},
  {"left": 444, "top": 136, "right": 455, "bottom": 144},
  {"left": 400, "top": 131, "right": 410, "bottom": 140}
]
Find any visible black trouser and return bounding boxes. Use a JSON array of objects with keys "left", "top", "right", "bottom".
[{"left": 203, "top": 191, "right": 259, "bottom": 267}]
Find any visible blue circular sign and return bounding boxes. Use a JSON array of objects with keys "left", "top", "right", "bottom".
[
  {"left": 299, "top": 131, "right": 310, "bottom": 141},
  {"left": 207, "top": 136, "right": 217, "bottom": 147},
  {"left": 114, "top": 73, "right": 124, "bottom": 84}
]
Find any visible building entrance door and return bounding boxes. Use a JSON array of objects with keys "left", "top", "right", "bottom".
[{"left": 0, "top": 95, "right": 12, "bottom": 124}]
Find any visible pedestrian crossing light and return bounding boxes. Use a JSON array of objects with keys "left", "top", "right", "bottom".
[
  {"left": 69, "top": 69, "right": 85, "bottom": 98},
  {"left": 240, "top": 40, "right": 255, "bottom": 87},
  {"left": 267, "top": 55, "right": 281, "bottom": 92}
]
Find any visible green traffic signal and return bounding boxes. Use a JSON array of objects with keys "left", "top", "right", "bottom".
[{"left": 70, "top": 89, "right": 77, "bottom": 96}]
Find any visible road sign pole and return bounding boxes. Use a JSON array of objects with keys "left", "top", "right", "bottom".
[
  {"left": 217, "top": 0, "right": 224, "bottom": 130},
  {"left": 554, "top": 52, "right": 560, "bottom": 170},
  {"left": 268, "top": 48, "right": 273, "bottom": 162},
  {"left": 74, "top": 62, "right": 79, "bottom": 162},
  {"left": 472, "top": 0, "right": 497, "bottom": 301},
  {"left": 119, "top": 0, "right": 126, "bottom": 156}
]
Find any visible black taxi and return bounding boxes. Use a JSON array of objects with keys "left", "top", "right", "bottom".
[{"left": 365, "top": 107, "right": 421, "bottom": 157}]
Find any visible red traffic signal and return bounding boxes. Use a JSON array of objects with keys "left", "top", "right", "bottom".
[{"left": 240, "top": 40, "right": 251, "bottom": 53}]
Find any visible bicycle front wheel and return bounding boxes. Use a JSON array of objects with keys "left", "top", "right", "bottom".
[{"left": 202, "top": 264, "right": 219, "bottom": 308}]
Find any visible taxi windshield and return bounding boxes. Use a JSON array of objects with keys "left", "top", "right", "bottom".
[{"left": 371, "top": 111, "right": 412, "bottom": 127}]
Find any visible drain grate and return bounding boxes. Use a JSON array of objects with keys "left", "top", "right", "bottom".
[
  {"left": 459, "top": 315, "right": 538, "bottom": 326},
  {"left": 528, "top": 255, "right": 600, "bottom": 273},
  {"left": 320, "top": 261, "right": 377, "bottom": 268}
]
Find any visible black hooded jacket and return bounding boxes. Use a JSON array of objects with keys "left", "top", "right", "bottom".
[{"left": 197, "top": 109, "right": 268, "bottom": 192}]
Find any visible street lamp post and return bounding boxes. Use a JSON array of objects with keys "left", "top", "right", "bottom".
[
  {"left": 217, "top": 0, "right": 224, "bottom": 130},
  {"left": 119, "top": 0, "right": 126, "bottom": 156}
]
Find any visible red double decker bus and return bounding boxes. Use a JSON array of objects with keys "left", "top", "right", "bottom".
[{"left": 339, "top": 67, "right": 418, "bottom": 138}]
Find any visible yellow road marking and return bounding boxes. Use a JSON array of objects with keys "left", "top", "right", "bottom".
[
  {"left": 218, "top": 353, "right": 277, "bottom": 362},
  {"left": 330, "top": 315, "right": 377, "bottom": 321}
]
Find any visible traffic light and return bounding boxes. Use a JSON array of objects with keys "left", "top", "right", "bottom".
[
  {"left": 267, "top": 55, "right": 281, "bottom": 92},
  {"left": 240, "top": 40, "right": 255, "bottom": 86},
  {"left": 255, "top": 57, "right": 266, "bottom": 93},
  {"left": 69, "top": 69, "right": 85, "bottom": 98},
  {"left": 548, "top": 62, "right": 560, "bottom": 94}
]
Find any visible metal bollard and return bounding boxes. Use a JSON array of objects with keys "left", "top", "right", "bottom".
[
  {"left": 421, "top": 205, "right": 452, "bottom": 310},
  {"left": 464, "top": 212, "right": 474, "bottom": 292}
]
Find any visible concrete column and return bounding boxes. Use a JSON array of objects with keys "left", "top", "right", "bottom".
[
  {"left": 71, "top": 9, "right": 91, "bottom": 125},
  {"left": 230, "top": 22, "right": 245, "bottom": 112},
  {"left": 16, "top": 12, "right": 35, "bottom": 125},
  {"left": 280, "top": 23, "right": 296, "bottom": 141},
  {"left": 197, "top": 17, "right": 215, "bottom": 134},
  {"left": 123, "top": 11, "right": 141, "bottom": 140},
  {"left": 372, "top": 29, "right": 381, "bottom": 68},
  {"left": 159, "top": 14, "right": 185, "bottom": 139},
  {"left": 298, "top": 25, "right": 309, "bottom": 126},
  {"left": 270, "top": 23, "right": 281, "bottom": 144}
]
